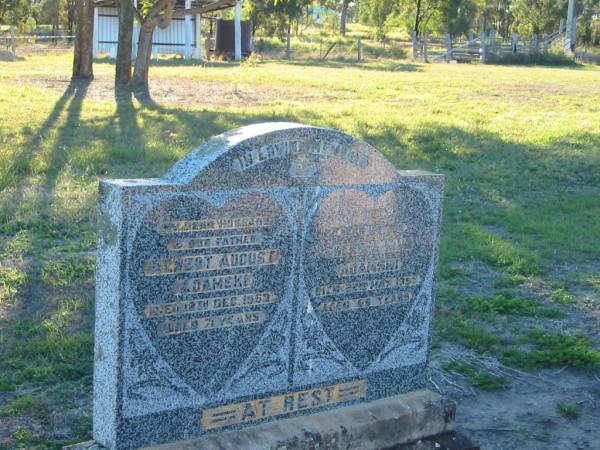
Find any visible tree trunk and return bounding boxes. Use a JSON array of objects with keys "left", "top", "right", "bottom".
[
  {"left": 340, "top": 0, "right": 349, "bottom": 36},
  {"left": 116, "top": 0, "right": 135, "bottom": 86},
  {"left": 72, "top": 0, "right": 95, "bottom": 79},
  {"left": 414, "top": 0, "right": 422, "bottom": 37},
  {"left": 130, "top": 23, "right": 156, "bottom": 90}
]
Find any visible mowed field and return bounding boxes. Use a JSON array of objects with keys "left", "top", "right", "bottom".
[{"left": 1, "top": 53, "right": 600, "bottom": 449}]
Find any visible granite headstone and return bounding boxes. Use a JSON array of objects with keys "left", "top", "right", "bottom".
[{"left": 94, "top": 122, "right": 444, "bottom": 449}]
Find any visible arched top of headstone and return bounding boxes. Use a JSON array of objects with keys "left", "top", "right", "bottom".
[{"left": 162, "top": 122, "right": 399, "bottom": 189}]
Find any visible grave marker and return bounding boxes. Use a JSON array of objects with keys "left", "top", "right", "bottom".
[{"left": 94, "top": 123, "right": 445, "bottom": 449}]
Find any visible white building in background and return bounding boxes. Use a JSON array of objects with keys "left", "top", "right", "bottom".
[{"left": 93, "top": 0, "right": 239, "bottom": 60}]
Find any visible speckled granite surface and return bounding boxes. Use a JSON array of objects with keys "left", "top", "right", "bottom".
[{"left": 94, "top": 123, "right": 444, "bottom": 449}]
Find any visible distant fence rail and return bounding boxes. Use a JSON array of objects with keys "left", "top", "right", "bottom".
[
  {"left": 414, "top": 22, "right": 568, "bottom": 63},
  {"left": 1, "top": 27, "right": 74, "bottom": 53}
]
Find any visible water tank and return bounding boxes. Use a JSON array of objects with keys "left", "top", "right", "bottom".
[{"left": 214, "top": 19, "right": 253, "bottom": 55}]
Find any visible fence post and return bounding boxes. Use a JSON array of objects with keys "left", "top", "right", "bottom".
[
  {"left": 423, "top": 34, "right": 429, "bottom": 63},
  {"left": 93, "top": 6, "right": 99, "bottom": 57},
  {"left": 357, "top": 36, "right": 362, "bottom": 62},
  {"left": 489, "top": 29, "right": 496, "bottom": 52},
  {"left": 10, "top": 25, "right": 16, "bottom": 54},
  {"left": 480, "top": 31, "right": 487, "bottom": 62},
  {"left": 412, "top": 30, "right": 418, "bottom": 59},
  {"left": 445, "top": 32, "right": 452, "bottom": 62},
  {"left": 511, "top": 33, "right": 519, "bottom": 53},
  {"left": 234, "top": 0, "right": 242, "bottom": 61}
]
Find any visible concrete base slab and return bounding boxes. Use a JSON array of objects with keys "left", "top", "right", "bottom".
[{"left": 65, "top": 389, "right": 457, "bottom": 450}]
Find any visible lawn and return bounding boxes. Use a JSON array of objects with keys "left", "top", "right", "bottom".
[{"left": 0, "top": 53, "right": 599, "bottom": 448}]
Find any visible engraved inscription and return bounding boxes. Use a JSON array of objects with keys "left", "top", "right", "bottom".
[
  {"left": 157, "top": 215, "right": 276, "bottom": 235},
  {"left": 173, "top": 273, "right": 255, "bottom": 295},
  {"left": 201, "top": 380, "right": 367, "bottom": 430},
  {"left": 311, "top": 274, "right": 421, "bottom": 297},
  {"left": 316, "top": 292, "right": 415, "bottom": 313},
  {"left": 144, "top": 292, "right": 277, "bottom": 318},
  {"left": 335, "top": 256, "right": 406, "bottom": 277},
  {"left": 143, "top": 249, "right": 281, "bottom": 276},
  {"left": 158, "top": 311, "right": 266, "bottom": 336},
  {"left": 167, "top": 232, "right": 263, "bottom": 251},
  {"left": 232, "top": 139, "right": 369, "bottom": 172}
]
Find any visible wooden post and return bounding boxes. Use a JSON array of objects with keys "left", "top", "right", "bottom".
[
  {"left": 543, "top": 34, "right": 549, "bottom": 54},
  {"left": 92, "top": 7, "right": 98, "bottom": 57},
  {"left": 445, "top": 32, "right": 452, "bottom": 62},
  {"left": 412, "top": 30, "right": 418, "bottom": 60},
  {"left": 531, "top": 34, "right": 539, "bottom": 54},
  {"left": 10, "top": 25, "right": 16, "bottom": 54},
  {"left": 480, "top": 31, "right": 487, "bottom": 62},
  {"left": 357, "top": 35, "right": 362, "bottom": 61},
  {"left": 193, "top": 15, "right": 202, "bottom": 60},
  {"left": 423, "top": 34, "right": 429, "bottom": 63},
  {"left": 511, "top": 33, "right": 519, "bottom": 53},
  {"left": 565, "top": 0, "right": 575, "bottom": 54},
  {"left": 133, "top": 0, "right": 139, "bottom": 59},
  {"left": 234, "top": 0, "right": 242, "bottom": 61},
  {"left": 286, "top": 24, "right": 291, "bottom": 60},
  {"left": 184, "top": 0, "right": 192, "bottom": 59},
  {"left": 489, "top": 29, "right": 496, "bottom": 52}
]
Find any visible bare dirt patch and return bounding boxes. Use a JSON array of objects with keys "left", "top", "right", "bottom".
[
  {"left": 431, "top": 345, "right": 600, "bottom": 450},
  {"left": 15, "top": 75, "right": 327, "bottom": 107}
]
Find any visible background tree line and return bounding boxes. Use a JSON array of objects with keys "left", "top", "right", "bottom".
[{"left": 3, "top": 0, "right": 599, "bottom": 45}]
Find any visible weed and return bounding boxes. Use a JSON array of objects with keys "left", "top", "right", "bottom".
[
  {"left": 443, "top": 360, "right": 509, "bottom": 390},
  {"left": 551, "top": 288, "right": 575, "bottom": 304},
  {"left": 437, "top": 315, "right": 501, "bottom": 353},
  {"left": 41, "top": 256, "right": 94, "bottom": 288},
  {"left": 461, "top": 293, "right": 562, "bottom": 318},
  {"left": 0, "top": 266, "right": 27, "bottom": 302},
  {"left": 557, "top": 402, "right": 581, "bottom": 420},
  {"left": 501, "top": 330, "right": 600, "bottom": 370}
]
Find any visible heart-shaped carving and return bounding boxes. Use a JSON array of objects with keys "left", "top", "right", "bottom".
[
  {"left": 129, "top": 192, "right": 291, "bottom": 395},
  {"left": 303, "top": 187, "right": 434, "bottom": 370}
]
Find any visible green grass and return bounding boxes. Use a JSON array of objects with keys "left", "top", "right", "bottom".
[
  {"left": 487, "top": 51, "right": 580, "bottom": 66},
  {"left": 501, "top": 330, "right": 600, "bottom": 371},
  {"left": 443, "top": 360, "right": 510, "bottom": 390},
  {"left": 557, "top": 402, "right": 581, "bottom": 420},
  {"left": 0, "top": 51, "right": 599, "bottom": 447}
]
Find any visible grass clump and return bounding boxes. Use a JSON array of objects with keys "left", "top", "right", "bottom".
[
  {"left": 551, "top": 288, "right": 575, "bottom": 304},
  {"left": 487, "top": 52, "right": 580, "bottom": 67},
  {"left": 437, "top": 315, "right": 501, "bottom": 353},
  {"left": 557, "top": 402, "right": 581, "bottom": 420},
  {"left": 443, "top": 359, "right": 509, "bottom": 390},
  {"left": 461, "top": 292, "right": 562, "bottom": 318},
  {"left": 41, "top": 255, "right": 94, "bottom": 287},
  {"left": 501, "top": 329, "right": 600, "bottom": 371},
  {"left": 0, "top": 266, "right": 27, "bottom": 302}
]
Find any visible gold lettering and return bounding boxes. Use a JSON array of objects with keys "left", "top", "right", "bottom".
[
  {"left": 311, "top": 274, "right": 421, "bottom": 298},
  {"left": 167, "top": 232, "right": 263, "bottom": 251},
  {"left": 335, "top": 257, "right": 406, "bottom": 277},
  {"left": 144, "top": 249, "right": 281, "bottom": 276},
  {"left": 157, "top": 216, "right": 276, "bottom": 235},
  {"left": 158, "top": 310, "right": 266, "bottom": 336},
  {"left": 316, "top": 292, "right": 415, "bottom": 313},
  {"left": 201, "top": 380, "right": 367, "bottom": 430},
  {"left": 144, "top": 292, "right": 278, "bottom": 318},
  {"left": 173, "top": 273, "right": 255, "bottom": 296}
]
